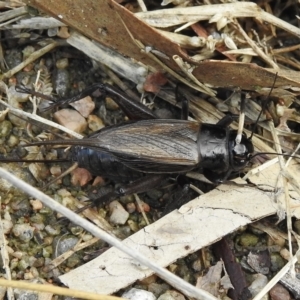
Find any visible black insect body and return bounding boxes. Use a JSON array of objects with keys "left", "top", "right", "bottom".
[{"left": 16, "top": 83, "right": 255, "bottom": 207}]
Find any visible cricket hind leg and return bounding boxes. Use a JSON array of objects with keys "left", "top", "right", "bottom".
[{"left": 72, "top": 174, "right": 168, "bottom": 216}]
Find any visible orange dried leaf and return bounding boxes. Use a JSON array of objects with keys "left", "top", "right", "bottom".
[{"left": 143, "top": 72, "right": 168, "bottom": 93}]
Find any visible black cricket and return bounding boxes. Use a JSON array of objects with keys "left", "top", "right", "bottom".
[{"left": 15, "top": 83, "right": 254, "bottom": 208}]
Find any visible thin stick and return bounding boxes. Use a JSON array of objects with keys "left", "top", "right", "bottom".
[
  {"left": 0, "top": 167, "right": 217, "bottom": 300},
  {"left": 134, "top": 193, "right": 150, "bottom": 225},
  {"left": 235, "top": 93, "right": 245, "bottom": 144}
]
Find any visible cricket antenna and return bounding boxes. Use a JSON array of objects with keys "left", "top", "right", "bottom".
[{"left": 248, "top": 72, "right": 278, "bottom": 141}]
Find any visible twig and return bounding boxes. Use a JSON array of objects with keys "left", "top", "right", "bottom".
[
  {"left": 0, "top": 99, "right": 83, "bottom": 139},
  {"left": 67, "top": 31, "right": 148, "bottom": 87},
  {"left": 134, "top": 193, "right": 150, "bottom": 225},
  {"left": 1, "top": 42, "right": 59, "bottom": 79},
  {"left": 0, "top": 6, "right": 27, "bottom": 23}
]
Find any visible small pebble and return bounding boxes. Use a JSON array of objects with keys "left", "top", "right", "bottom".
[
  {"left": 0, "top": 108, "right": 9, "bottom": 122},
  {"left": 24, "top": 271, "right": 34, "bottom": 280},
  {"left": 270, "top": 283, "right": 291, "bottom": 300},
  {"left": 29, "top": 199, "right": 43, "bottom": 211},
  {"left": 44, "top": 225, "right": 61, "bottom": 236},
  {"left": 56, "top": 58, "right": 69, "bottom": 69},
  {"left": 0, "top": 120, "right": 12, "bottom": 137},
  {"left": 53, "top": 235, "right": 79, "bottom": 257},
  {"left": 122, "top": 288, "right": 156, "bottom": 300},
  {"left": 50, "top": 165, "right": 62, "bottom": 177},
  {"left": 127, "top": 220, "right": 139, "bottom": 232},
  {"left": 247, "top": 250, "right": 270, "bottom": 274},
  {"left": 82, "top": 234, "right": 93, "bottom": 242},
  {"left": 43, "top": 245, "right": 53, "bottom": 258},
  {"left": 148, "top": 283, "right": 170, "bottom": 298},
  {"left": 139, "top": 274, "right": 157, "bottom": 285},
  {"left": 47, "top": 27, "right": 58, "bottom": 37},
  {"left": 66, "top": 253, "right": 81, "bottom": 268},
  {"left": 71, "top": 168, "right": 93, "bottom": 186},
  {"left": 7, "top": 134, "right": 19, "bottom": 147},
  {"left": 12, "top": 224, "right": 35, "bottom": 242},
  {"left": 92, "top": 176, "right": 105, "bottom": 186},
  {"left": 136, "top": 200, "right": 150, "bottom": 213},
  {"left": 158, "top": 290, "right": 185, "bottom": 300},
  {"left": 5, "top": 49, "right": 22, "bottom": 68},
  {"left": 22, "top": 45, "right": 35, "bottom": 59},
  {"left": 54, "top": 108, "right": 87, "bottom": 133},
  {"left": 88, "top": 114, "right": 105, "bottom": 131},
  {"left": 54, "top": 68, "right": 70, "bottom": 97},
  {"left": 192, "top": 259, "right": 203, "bottom": 272},
  {"left": 28, "top": 162, "right": 49, "bottom": 181},
  {"left": 248, "top": 274, "right": 268, "bottom": 297},
  {"left": 1, "top": 219, "right": 13, "bottom": 234},
  {"left": 57, "top": 26, "right": 70, "bottom": 38},
  {"left": 105, "top": 97, "right": 119, "bottom": 110},
  {"left": 70, "top": 96, "right": 95, "bottom": 118},
  {"left": 280, "top": 248, "right": 290, "bottom": 261},
  {"left": 23, "top": 62, "right": 34, "bottom": 72},
  {"left": 270, "top": 253, "right": 285, "bottom": 272},
  {"left": 126, "top": 202, "right": 136, "bottom": 213},
  {"left": 14, "top": 289, "right": 38, "bottom": 300},
  {"left": 12, "top": 251, "right": 23, "bottom": 259},
  {"left": 109, "top": 200, "right": 129, "bottom": 225},
  {"left": 294, "top": 219, "right": 300, "bottom": 235},
  {"left": 239, "top": 233, "right": 259, "bottom": 247}
]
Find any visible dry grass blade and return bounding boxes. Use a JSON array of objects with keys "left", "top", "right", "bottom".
[
  {"left": 0, "top": 278, "right": 124, "bottom": 300},
  {"left": 1, "top": 42, "right": 59, "bottom": 79}
]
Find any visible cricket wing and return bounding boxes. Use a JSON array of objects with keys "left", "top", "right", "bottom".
[
  {"left": 27, "top": 119, "right": 201, "bottom": 174},
  {"left": 82, "top": 119, "right": 201, "bottom": 173}
]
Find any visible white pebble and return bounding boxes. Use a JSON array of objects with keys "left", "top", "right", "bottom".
[
  {"left": 122, "top": 288, "right": 156, "bottom": 300},
  {"left": 109, "top": 201, "right": 129, "bottom": 225}
]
